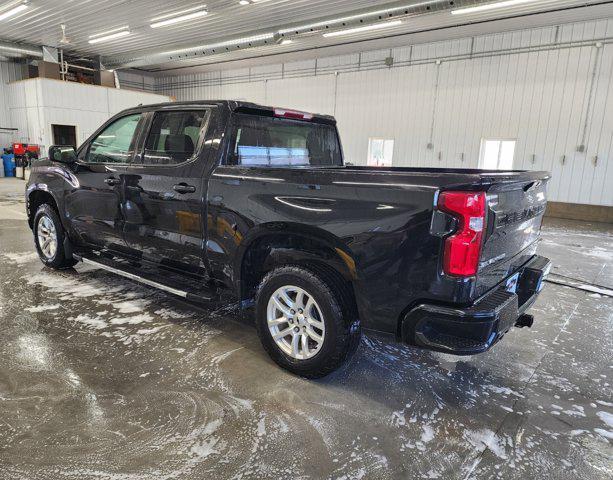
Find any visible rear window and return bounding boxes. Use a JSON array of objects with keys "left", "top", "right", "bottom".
[{"left": 229, "top": 114, "right": 342, "bottom": 167}]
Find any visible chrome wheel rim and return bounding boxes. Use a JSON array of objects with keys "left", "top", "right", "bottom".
[
  {"left": 37, "top": 215, "right": 58, "bottom": 260},
  {"left": 267, "top": 285, "right": 326, "bottom": 360}
]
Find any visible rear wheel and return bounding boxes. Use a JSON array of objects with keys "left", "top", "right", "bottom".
[
  {"left": 255, "top": 265, "right": 360, "bottom": 378},
  {"left": 33, "top": 204, "right": 77, "bottom": 269}
]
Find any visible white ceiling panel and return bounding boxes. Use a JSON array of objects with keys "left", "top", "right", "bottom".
[{"left": 0, "top": 0, "right": 609, "bottom": 72}]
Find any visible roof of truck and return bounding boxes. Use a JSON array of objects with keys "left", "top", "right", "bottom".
[{"left": 127, "top": 100, "right": 336, "bottom": 123}]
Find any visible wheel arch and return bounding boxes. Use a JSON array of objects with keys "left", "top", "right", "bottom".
[
  {"left": 27, "top": 186, "right": 61, "bottom": 229},
  {"left": 236, "top": 224, "right": 358, "bottom": 311}
]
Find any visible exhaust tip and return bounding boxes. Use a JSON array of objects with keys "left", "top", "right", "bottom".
[{"left": 515, "top": 314, "right": 534, "bottom": 329}]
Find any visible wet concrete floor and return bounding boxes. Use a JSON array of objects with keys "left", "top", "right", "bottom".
[{"left": 0, "top": 177, "right": 611, "bottom": 479}]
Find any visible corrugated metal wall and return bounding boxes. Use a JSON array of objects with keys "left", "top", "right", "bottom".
[
  {"left": 157, "top": 18, "right": 613, "bottom": 207},
  {"left": 0, "top": 61, "right": 23, "bottom": 147},
  {"left": 117, "top": 70, "right": 156, "bottom": 93}
]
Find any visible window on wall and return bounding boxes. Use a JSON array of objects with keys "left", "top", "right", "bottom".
[
  {"left": 367, "top": 138, "right": 394, "bottom": 167},
  {"left": 479, "top": 139, "right": 516, "bottom": 170}
]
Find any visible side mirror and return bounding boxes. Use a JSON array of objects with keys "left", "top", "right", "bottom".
[{"left": 49, "top": 145, "right": 76, "bottom": 164}]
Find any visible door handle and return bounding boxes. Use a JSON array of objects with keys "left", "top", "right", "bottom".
[
  {"left": 105, "top": 176, "right": 120, "bottom": 186},
  {"left": 173, "top": 183, "right": 196, "bottom": 194}
]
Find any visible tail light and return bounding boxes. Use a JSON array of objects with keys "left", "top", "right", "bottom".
[{"left": 438, "top": 191, "right": 487, "bottom": 277}]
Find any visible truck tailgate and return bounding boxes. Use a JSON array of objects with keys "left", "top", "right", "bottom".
[{"left": 476, "top": 174, "right": 549, "bottom": 296}]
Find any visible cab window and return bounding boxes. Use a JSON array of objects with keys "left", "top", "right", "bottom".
[
  {"left": 229, "top": 114, "right": 342, "bottom": 167},
  {"left": 142, "top": 110, "right": 207, "bottom": 165},
  {"left": 84, "top": 114, "right": 142, "bottom": 164}
]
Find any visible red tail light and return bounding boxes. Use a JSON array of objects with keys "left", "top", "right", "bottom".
[{"left": 438, "top": 191, "right": 487, "bottom": 277}]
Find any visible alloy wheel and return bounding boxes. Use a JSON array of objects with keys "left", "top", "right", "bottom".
[
  {"left": 266, "top": 285, "right": 326, "bottom": 360},
  {"left": 37, "top": 215, "right": 58, "bottom": 260}
]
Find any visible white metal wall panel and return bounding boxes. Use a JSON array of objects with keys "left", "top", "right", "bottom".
[
  {"left": 251, "top": 64, "right": 282, "bottom": 78},
  {"left": 0, "top": 61, "right": 23, "bottom": 146},
  {"left": 360, "top": 49, "right": 390, "bottom": 64},
  {"left": 156, "top": 17, "right": 613, "bottom": 206},
  {"left": 285, "top": 59, "right": 317, "bottom": 76},
  {"left": 4, "top": 78, "right": 171, "bottom": 150},
  {"left": 265, "top": 75, "right": 336, "bottom": 115},
  {"left": 316, "top": 54, "right": 360, "bottom": 70},
  {"left": 335, "top": 64, "right": 438, "bottom": 166},
  {"left": 220, "top": 81, "right": 266, "bottom": 103},
  {"left": 582, "top": 31, "right": 613, "bottom": 205},
  {"left": 117, "top": 71, "right": 156, "bottom": 92}
]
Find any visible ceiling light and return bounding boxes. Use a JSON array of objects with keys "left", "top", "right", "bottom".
[
  {"left": 278, "top": 1, "right": 437, "bottom": 35},
  {"left": 451, "top": 0, "right": 541, "bottom": 15},
  {"left": 239, "top": 0, "right": 250, "bottom": 4},
  {"left": 0, "top": 1, "right": 28, "bottom": 22},
  {"left": 163, "top": 32, "right": 275, "bottom": 56},
  {"left": 323, "top": 20, "right": 402, "bottom": 38},
  {"left": 151, "top": 5, "right": 207, "bottom": 21},
  {"left": 88, "top": 29, "right": 131, "bottom": 44},
  {"left": 151, "top": 9, "right": 208, "bottom": 28},
  {"left": 280, "top": 39, "right": 293, "bottom": 45},
  {"left": 89, "top": 26, "right": 130, "bottom": 39}
]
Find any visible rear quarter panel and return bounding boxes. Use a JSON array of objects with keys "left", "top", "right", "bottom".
[{"left": 206, "top": 165, "right": 443, "bottom": 333}]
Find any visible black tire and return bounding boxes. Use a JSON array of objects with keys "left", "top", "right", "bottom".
[
  {"left": 255, "top": 265, "right": 361, "bottom": 378},
  {"left": 33, "top": 204, "right": 77, "bottom": 269}
]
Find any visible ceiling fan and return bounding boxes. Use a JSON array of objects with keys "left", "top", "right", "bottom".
[{"left": 58, "top": 24, "right": 71, "bottom": 46}]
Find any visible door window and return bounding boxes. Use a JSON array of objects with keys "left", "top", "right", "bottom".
[
  {"left": 85, "top": 114, "right": 142, "bottom": 164},
  {"left": 479, "top": 139, "right": 516, "bottom": 170},
  {"left": 142, "top": 110, "right": 207, "bottom": 165},
  {"left": 230, "top": 114, "right": 342, "bottom": 167}
]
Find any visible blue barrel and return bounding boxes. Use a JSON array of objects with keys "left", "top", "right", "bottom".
[{"left": 2, "top": 154, "right": 15, "bottom": 177}]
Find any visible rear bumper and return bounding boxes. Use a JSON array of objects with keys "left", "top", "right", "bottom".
[{"left": 401, "top": 255, "right": 551, "bottom": 355}]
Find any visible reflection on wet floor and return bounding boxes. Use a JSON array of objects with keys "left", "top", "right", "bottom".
[{"left": 0, "top": 186, "right": 611, "bottom": 479}]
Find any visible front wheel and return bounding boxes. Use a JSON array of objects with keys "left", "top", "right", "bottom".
[
  {"left": 255, "top": 265, "right": 360, "bottom": 378},
  {"left": 33, "top": 204, "right": 77, "bottom": 269}
]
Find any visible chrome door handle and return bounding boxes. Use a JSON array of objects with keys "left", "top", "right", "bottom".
[{"left": 173, "top": 183, "right": 196, "bottom": 194}]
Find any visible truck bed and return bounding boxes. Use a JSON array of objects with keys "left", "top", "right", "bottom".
[{"left": 208, "top": 163, "right": 550, "bottom": 333}]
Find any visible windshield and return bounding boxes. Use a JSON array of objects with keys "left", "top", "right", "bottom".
[{"left": 229, "top": 113, "right": 342, "bottom": 167}]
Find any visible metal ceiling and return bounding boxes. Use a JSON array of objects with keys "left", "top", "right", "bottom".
[{"left": 0, "top": 0, "right": 610, "bottom": 72}]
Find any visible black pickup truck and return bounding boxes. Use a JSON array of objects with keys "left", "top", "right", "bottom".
[{"left": 25, "top": 100, "right": 551, "bottom": 378}]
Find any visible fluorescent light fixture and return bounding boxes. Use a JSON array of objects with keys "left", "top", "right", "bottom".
[
  {"left": 280, "top": 39, "right": 293, "bottom": 45},
  {"left": 151, "top": 5, "right": 207, "bottom": 21},
  {"left": 278, "top": 1, "right": 436, "bottom": 34},
  {"left": 0, "top": 2, "right": 28, "bottom": 21},
  {"left": 88, "top": 30, "right": 131, "bottom": 44},
  {"left": 163, "top": 32, "right": 275, "bottom": 56},
  {"left": 451, "top": 0, "right": 541, "bottom": 15},
  {"left": 89, "top": 26, "right": 130, "bottom": 39},
  {"left": 239, "top": 0, "right": 250, "bottom": 4},
  {"left": 150, "top": 7, "right": 208, "bottom": 28},
  {"left": 323, "top": 20, "right": 402, "bottom": 38}
]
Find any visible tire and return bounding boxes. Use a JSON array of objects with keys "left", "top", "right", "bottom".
[
  {"left": 33, "top": 204, "right": 77, "bottom": 269},
  {"left": 255, "top": 265, "right": 361, "bottom": 378}
]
